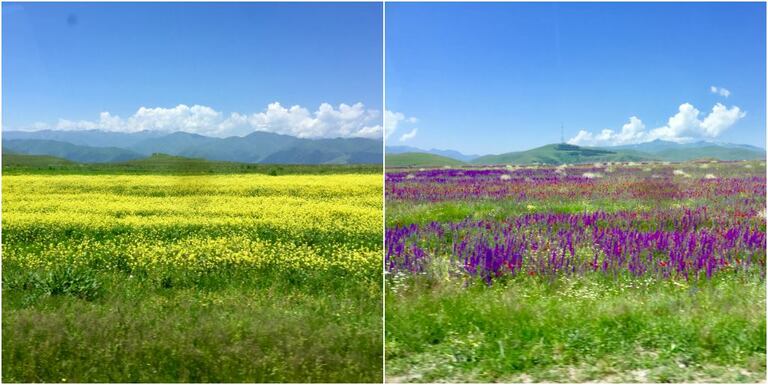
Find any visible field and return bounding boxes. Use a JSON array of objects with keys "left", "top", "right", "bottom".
[
  {"left": 385, "top": 153, "right": 465, "bottom": 168},
  {"left": 2, "top": 152, "right": 382, "bottom": 175},
  {"left": 2, "top": 169, "right": 382, "bottom": 382},
  {"left": 385, "top": 160, "right": 766, "bottom": 382}
]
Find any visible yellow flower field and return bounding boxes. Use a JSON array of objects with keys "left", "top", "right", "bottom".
[{"left": 3, "top": 174, "right": 382, "bottom": 276}]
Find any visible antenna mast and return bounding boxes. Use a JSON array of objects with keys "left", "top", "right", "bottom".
[{"left": 560, "top": 123, "right": 564, "bottom": 144}]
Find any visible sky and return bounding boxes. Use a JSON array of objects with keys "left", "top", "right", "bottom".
[
  {"left": 3, "top": 2, "right": 383, "bottom": 138},
  {"left": 386, "top": 2, "right": 766, "bottom": 154}
]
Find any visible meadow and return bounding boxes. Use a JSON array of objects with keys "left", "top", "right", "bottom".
[
  {"left": 2, "top": 170, "right": 382, "bottom": 382},
  {"left": 385, "top": 160, "right": 766, "bottom": 382}
]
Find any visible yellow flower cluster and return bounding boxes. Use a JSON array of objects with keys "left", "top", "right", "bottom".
[{"left": 3, "top": 174, "right": 382, "bottom": 277}]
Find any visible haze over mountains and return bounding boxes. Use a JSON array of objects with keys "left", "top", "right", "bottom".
[
  {"left": 386, "top": 140, "right": 766, "bottom": 166},
  {"left": 3, "top": 130, "right": 383, "bottom": 164},
  {"left": 3, "top": 129, "right": 764, "bottom": 166},
  {"left": 387, "top": 145, "right": 479, "bottom": 162}
]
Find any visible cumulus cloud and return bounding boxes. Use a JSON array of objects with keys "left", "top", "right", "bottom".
[
  {"left": 399, "top": 128, "right": 418, "bottom": 141},
  {"left": 245, "top": 102, "right": 382, "bottom": 138},
  {"left": 29, "top": 102, "right": 385, "bottom": 139},
  {"left": 568, "top": 102, "right": 746, "bottom": 147},
  {"left": 384, "top": 110, "right": 418, "bottom": 141},
  {"left": 710, "top": 86, "right": 731, "bottom": 98}
]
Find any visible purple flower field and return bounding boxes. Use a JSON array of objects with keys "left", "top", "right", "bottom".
[{"left": 386, "top": 161, "right": 766, "bottom": 282}]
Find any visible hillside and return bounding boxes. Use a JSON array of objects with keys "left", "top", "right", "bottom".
[
  {"left": 472, "top": 144, "right": 650, "bottom": 165},
  {"left": 650, "top": 146, "right": 765, "bottom": 162},
  {"left": 3, "top": 130, "right": 382, "bottom": 165},
  {"left": 3, "top": 129, "right": 165, "bottom": 147},
  {"left": 387, "top": 145, "right": 478, "bottom": 162},
  {"left": 2, "top": 152, "right": 75, "bottom": 167},
  {"left": 605, "top": 139, "right": 765, "bottom": 161},
  {"left": 386, "top": 152, "right": 465, "bottom": 167},
  {"left": 3, "top": 139, "right": 144, "bottom": 163}
]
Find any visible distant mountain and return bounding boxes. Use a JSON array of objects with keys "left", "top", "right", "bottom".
[
  {"left": 468, "top": 141, "right": 764, "bottom": 165},
  {"left": 129, "top": 132, "right": 221, "bottom": 156},
  {"left": 386, "top": 145, "right": 478, "bottom": 162},
  {"left": 3, "top": 139, "right": 144, "bottom": 163},
  {"left": 472, "top": 144, "right": 651, "bottom": 165},
  {"left": 648, "top": 145, "right": 765, "bottom": 162},
  {"left": 603, "top": 139, "right": 765, "bottom": 161},
  {"left": 261, "top": 138, "right": 381, "bottom": 164},
  {"left": 2, "top": 130, "right": 382, "bottom": 164},
  {"left": 386, "top": 152, "right": 465, "bottom": 167},
  {"left": 608, "top": 139, "right": 765, "bottom": 154},
  {"left": 3, "top": 129, "right": 165, "bottom": 147}
]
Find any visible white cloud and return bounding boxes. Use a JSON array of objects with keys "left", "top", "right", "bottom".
[
  {"left": 384, "top": 110, "right": 418, "bottom": 141},
  {"left": 399, "top": 128, "right": 418, "bottom": 141},
  {"left": 710, "top": 86, "right": 731, "bottom": 98},
  {"left": 384, "top": 111, "right": 404, "bottom": 138},
  {"left": 568, "top": 102, "right": 746, "bottom": 146},
  {"left": 245, "top": 102, "right": 382, "bottom": 138},
  {"left": 29, "top": 102, "right": 384, "bottom": 139}
]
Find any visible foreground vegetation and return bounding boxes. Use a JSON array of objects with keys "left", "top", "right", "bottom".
[
  {"left": 385, "top": 160, "right": 766, "bottom": 382},
  {"left": 2, "top": 172, "right": 382, "bottom": 382},
  {"left": 387, "top": 276, "right": 765, "bottom": 383}
]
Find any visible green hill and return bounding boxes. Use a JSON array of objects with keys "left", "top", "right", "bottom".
[
  {"left": 650, "top": 146, "right": 765, "bottom": 162},
  {"left": 472, "top": 144, "right": 650, "bottom": 165},
  {"left": 386, "top": 152, "right": 465, "bottom": 167},
  {"left": 2, "top": 152, "right": 75, "bottom": 167},
  {"left": 2, "top": 153, "right": 380, "bottom": 175}
]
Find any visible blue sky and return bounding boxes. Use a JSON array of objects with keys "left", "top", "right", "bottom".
[
  {"left": 3, "top": 2, "right": 383, "bottom": 138},
  {"left": 386, "top": 2, "right": 766, "bottom": 154}
]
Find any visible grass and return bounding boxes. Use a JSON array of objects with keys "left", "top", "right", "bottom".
[
  {"left": 385, "top": 152, "right": 464, "bottom": 167},
  {"left": 385, "top": 198, "right": 707, "bottom": 227},
  {"left": 2, "top": 152, "right": 382, "bottom": 175},
  {"left": 471, "top": 143, "right": 650, "bottom": 165},
  {"left": 4, "top": 268, "right": 381, "bottom": 383},
  {"left": 384, "top": 162, "right": 766, "bottom": 382},
  {"left": 386, "top": 275, "right": 766, "bottom": 383},
  {"left": 2, "top": 170, "right": 382, "bottom": 383}
]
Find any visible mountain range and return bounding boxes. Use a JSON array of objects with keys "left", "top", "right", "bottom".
[
  {"left": 3, "top": 130, "right": 764, "bottom": 166},
  {"left": 386, "top": 145, "right": 479, "bottom": 162},
  {"left": 386, "top": 140, "right": 766, "bottom": 166},
  {"left": 3, "top": 130, "right": 382, "bottom": 164}
]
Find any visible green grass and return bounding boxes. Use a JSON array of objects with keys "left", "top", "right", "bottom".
[
  {"left": 469, "top": 143, "right": 765, "bottom": 165},
  {"left": 2, "top": 171, "right": 383, "bottom": 383},
  {"left": 385, "top": 198, "right": 708, "bottom": 227},
  {"left": 2, "top": 152, "right": 382, "bottom": 175},
  {"left": 386, "top": 152, "right": 464, "bottom": 168},
  {"left": 386, "top": 275, "right": 766, "bottom": 383},
  {"left": 471, "top": 144, "right": 651, "bottom": 165},
  {"left": 2, "top": 151, "right": 76, "bottom": 167},
  {"left": 4, "top": 267, "right": 381, "bottom": 383}
]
